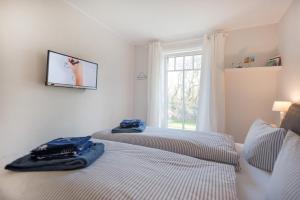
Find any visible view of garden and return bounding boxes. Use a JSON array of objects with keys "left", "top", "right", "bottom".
[{"left": 167, "top": 55, "right": 201, "bottom": 131}]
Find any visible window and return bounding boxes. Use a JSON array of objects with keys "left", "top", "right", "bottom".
[{"left": 165, "top": 52, "right": 202, "bottom": 131}]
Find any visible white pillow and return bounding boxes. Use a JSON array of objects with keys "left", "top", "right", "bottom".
[
  {"left": 266, "top": 130, "right": 300, "bottom": 200},
  {"left": 243, "top": 119, "right": 286, "bottom": 172}
]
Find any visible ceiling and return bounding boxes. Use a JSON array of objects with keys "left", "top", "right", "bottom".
[{"left": 66, "top": 0, "right": 293, "bottom": 44}]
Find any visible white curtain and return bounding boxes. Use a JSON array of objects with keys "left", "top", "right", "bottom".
[
  {"left": 197, "top": 32, "right": 226, "bottom": 133},
  {"left": 147, "top": 41, "right": 165, "bottom": 127}
]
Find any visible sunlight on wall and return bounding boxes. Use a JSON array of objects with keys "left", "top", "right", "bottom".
[{"left": 291, "top": 91, "right": 300, "bottom": 103}]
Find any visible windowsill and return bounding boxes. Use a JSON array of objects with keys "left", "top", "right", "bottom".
[{"left": 164, "top": 127, "right": 199, "bottom": 133}]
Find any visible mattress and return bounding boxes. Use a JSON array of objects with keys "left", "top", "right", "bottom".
[
  {"left": 93, "top": 127, "right": 239, "bottom": 168},
  {"left": 0, "top": 139, "right": 238, "bottom": 200},
  {"left": 235, "top": 143, "right": 271, "bottom": 200}
]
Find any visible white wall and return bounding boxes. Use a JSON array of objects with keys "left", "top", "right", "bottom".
[
  {"left": 0, "top": 0, "right": 134, "bottom": 157},
  {"left": 225, "top": 67, "right": 280, "bottom": 142},
  {"left": 133, "top": 45, "right": 148, "bottom": 120},
  {"left": 225, "top": 24, "right": 279, "bottom": 68},
  {"left": 278, "top": 0, "right": 300, "bottom": 102}
]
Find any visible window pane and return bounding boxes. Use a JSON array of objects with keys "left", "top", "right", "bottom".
[
  {"left": 183, "top": 70, "right": 201, "bottom": 131},
  {"left": 166, "top": 53, "right": 202, "bottom": 131},
  {"left": 194, "top": 55, "right": 202, "bottom": 69},
  {"left": 175, "top": 57, "right": 183, "bottom": 70},
  {"left": 168, "top": 57, "right": 175, "bottom": 70},
  {"left": 184, "top": 56, "right": 193, "bottom": 69},
  {"left": 168, "top": 71, "right": 183, "bottom": 129}
]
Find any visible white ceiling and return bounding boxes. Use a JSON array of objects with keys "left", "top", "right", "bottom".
[{"left": 66, "top": 0, "right": 293, "bottom": 44}]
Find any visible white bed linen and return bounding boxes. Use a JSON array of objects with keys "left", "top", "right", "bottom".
[
  {"left": 93, "top": 127, "right": 240, "bottom": 168},
  {"left": 236, "top": 143, "right": 271, "bottom": 200},
  {"left": 0, "top": 140, "right": 238, "bottom": 200}
]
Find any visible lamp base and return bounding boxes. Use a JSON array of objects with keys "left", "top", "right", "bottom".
[{"left": 279, "top": 112, "right": 286, "bottom": 124}]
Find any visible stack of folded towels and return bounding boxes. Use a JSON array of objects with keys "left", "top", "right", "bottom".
[
  {"left": 5, "top": 136, "right": 104, "bottom": 172},
  {"left": 112, "top": 119, "right": 146, "bottom": 133}
]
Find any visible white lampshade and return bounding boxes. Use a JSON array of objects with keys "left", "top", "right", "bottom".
[{"left": 272, "top": 101, "right": 292, "bottom": 112}]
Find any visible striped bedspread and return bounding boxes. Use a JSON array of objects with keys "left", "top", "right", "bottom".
[
  {"left": 0, "top": 140, "right": 237, "bottom": 200},
  {"left": 93, "top": 127, "right": 239, "bottom": 168}
]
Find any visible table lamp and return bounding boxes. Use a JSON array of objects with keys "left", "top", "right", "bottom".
[{"left": 272, "top": 101, "right": 292, "bottom": 123}]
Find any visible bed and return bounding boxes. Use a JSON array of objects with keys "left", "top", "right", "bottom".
[
  {"left": 93, "top": 127, "right": 239, "bottom": 168},
  {"left": 0, "top": 139, "right": 238, "bottom": 200}
]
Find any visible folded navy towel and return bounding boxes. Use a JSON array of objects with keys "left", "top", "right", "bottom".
[
  {"left": 120, "top": 119, "right": 144, "bottom": 128},
  {"left": 5, "top": 143, "right": 105, "bottom": 172},
  {"left": 112, "top": 121, "right": 146, "bottom": 133},
  {"left": 31, "top": 136, "right": 92, "bottom": 157},
  {"left": 31, "top": 141, "right": 93, "bottom": 160}
]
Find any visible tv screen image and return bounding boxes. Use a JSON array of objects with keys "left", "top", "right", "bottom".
[{"left": 46, "top": 51, "right": 98, "bottom": 89}]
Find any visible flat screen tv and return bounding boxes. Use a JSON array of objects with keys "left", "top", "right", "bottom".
[{"left": 46, "top": 50, "right": 98, "bottom": 89}]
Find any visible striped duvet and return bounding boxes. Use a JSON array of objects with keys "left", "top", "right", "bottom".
[
  {"left": 0, "top": 139, "right": 237, "bottom": 200},
  {"left": 93, "top": 127, "right": 239, "bottom": 168}
]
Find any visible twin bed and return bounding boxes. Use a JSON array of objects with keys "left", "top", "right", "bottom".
[
  {"left": 0, "top": 140, "right": 237, "bottom": 200},
  {"left": 93, "top": 127, "right": 240, "bottom": 168},
  {"left": 1, "top": 104, "right": 299, "bottom": 200}
]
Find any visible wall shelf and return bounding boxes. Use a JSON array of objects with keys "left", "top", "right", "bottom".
[{"left": 225, "top": 66, "right": 283, "bottom": 73}]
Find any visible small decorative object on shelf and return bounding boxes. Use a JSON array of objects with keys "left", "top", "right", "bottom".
[
  {"left": 231, "top": 55, "right": 256, "bottom": 68},
  {"left": 231, "top": 62, "right": 243, "bottom": 68},
  {"left": 266, "top": 56, "right": 281, "bottom": 66},
  {"left": 243, "top": 56, "right": 255, "bottom": 67}
]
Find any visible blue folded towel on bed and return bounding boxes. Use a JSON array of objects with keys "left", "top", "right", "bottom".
[
  {"left": 31, "top": 136, "right": 92, "bottom": 159},
  {"left": 112, "top": 121, "right": 146, "bottom": 133},
  {"left": 120, "top": 119, "right": 144, "bottom": 128},
  {"left": 31, "top": 141, "right": 93, "bottom": 160},
  {"left": 5, "top": 143, "right": 104, "bottom": 171}
]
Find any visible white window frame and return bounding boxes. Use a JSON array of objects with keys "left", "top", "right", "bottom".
[{"left": 164, "top": 50, "right": 202, "bottom": 130}]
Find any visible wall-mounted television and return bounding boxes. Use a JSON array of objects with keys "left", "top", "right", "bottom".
[{"left": 46, "top": 50, "right": 98, "bottom": 90}]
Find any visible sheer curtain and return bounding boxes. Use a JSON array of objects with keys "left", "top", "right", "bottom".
[
  {"left": 196, "top": 32, "right": 226, "bottom": 133},
  {"left": 147, "top": 41, "right": 165, "bottom": 127}
]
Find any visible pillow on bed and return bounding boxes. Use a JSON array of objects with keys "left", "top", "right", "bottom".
[
  {"left": 243, "top": 119, "right": 286, "bottom": 172},
  {"left": 266, "top": 130, "right": 300, "bottom": 200}
]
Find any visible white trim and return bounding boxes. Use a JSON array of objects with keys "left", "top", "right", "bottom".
[
  {"left": 224, "top": 22, "right": 280, "bottom": 33},
  {"left": 64, "top": 0, "right": 130, "bottom": 43},
  {"left": 182, "top": 56, "right": 186, "bottom": 130},
  {"left": 163, "top": 38, "right": 203, "bottom": 46},
  {"left": 163, "top": 57, "right": 169, "bottom": 128},
  {"left": 164, "top": 49, "right": 202, "bottom": 56},
  {"left": 163, "top": 38, "right": 203, "bottom": 55}
]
